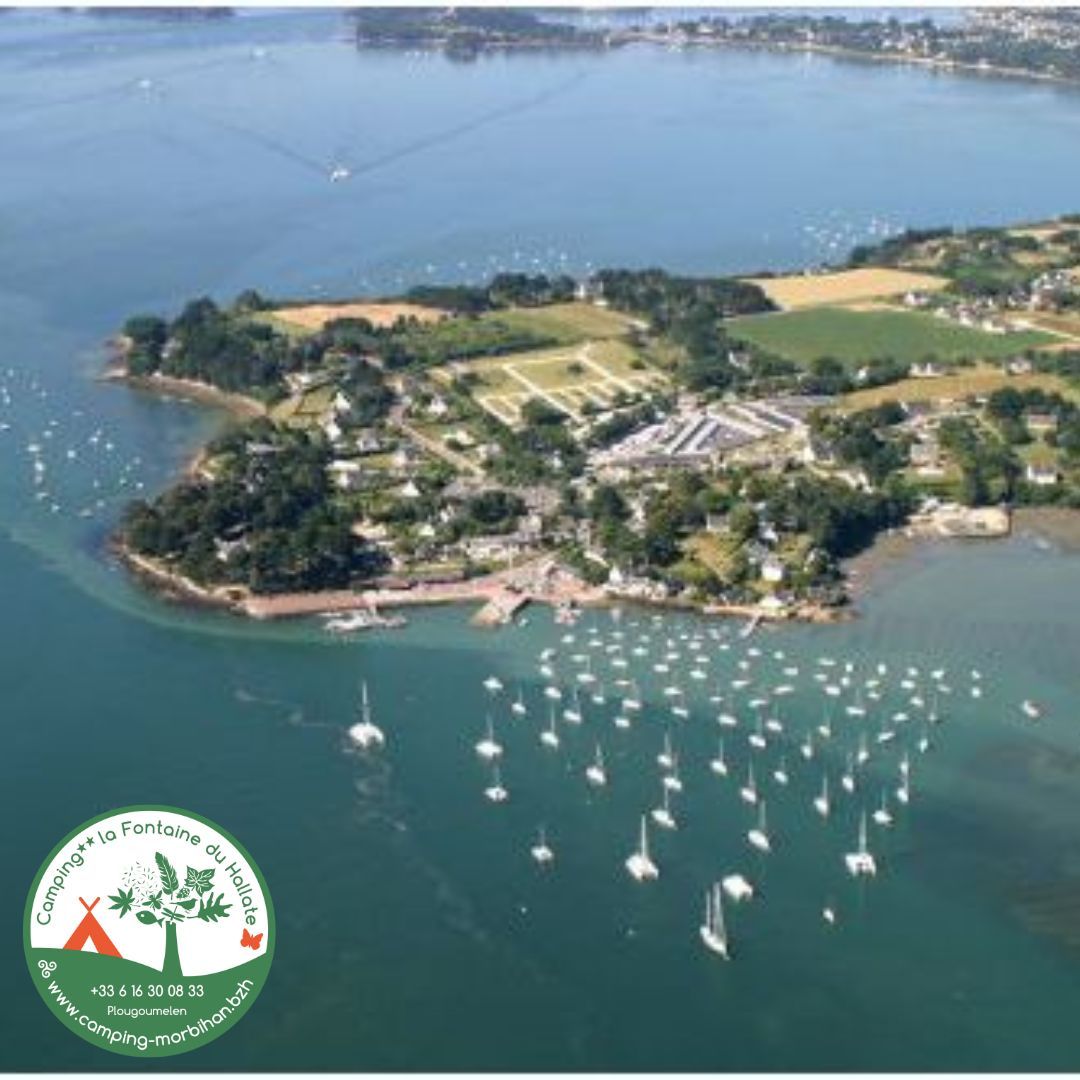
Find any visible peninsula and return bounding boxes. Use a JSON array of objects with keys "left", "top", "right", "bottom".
[{"left": 113, "top": 215, "right": 1080, "bottom": 623}]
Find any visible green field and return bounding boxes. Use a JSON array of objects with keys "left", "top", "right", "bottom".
[
  {"left": 480, "top": 302, "right": 636, "bottom": 345},
  {"left": 727, "top": 307, "right": 1055, "bottom": 367}
]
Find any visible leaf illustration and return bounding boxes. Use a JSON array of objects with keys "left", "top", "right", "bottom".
[
  {"left": 155, "top": 852, "right": 179, "bottom": 895},
  {"left": 184, "top": 866, "right": 215, "bottom": 896},
  {"left": 136, "top": 910, "right": 160, "bottom": 925},
  {"left": 194, "top": 893, "right": 232, "bottom": 923},
  {"left": 108, "top": 888, "right": 135, "bottom": 919}
]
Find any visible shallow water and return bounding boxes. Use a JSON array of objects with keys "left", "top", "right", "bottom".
[{"left": 2, "top": 10, "right": 1080, "bottom": 1070}]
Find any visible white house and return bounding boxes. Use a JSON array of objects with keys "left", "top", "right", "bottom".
[
  {"left": 761, "top": 557, "right": 785, "bottom": 584},
  {"left": 1025, "top": 462, "right": 1059, "bottom": 486},
  {"left": 328, "top": 459, "right": 363, "bottom": 491}
]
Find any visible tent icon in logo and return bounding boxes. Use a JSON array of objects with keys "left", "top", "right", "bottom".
[{"left": 63, "top": 898, "right": 121, "bottom": 958}]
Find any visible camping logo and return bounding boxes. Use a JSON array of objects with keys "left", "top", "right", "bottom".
[{"left": 24, "top": 806, "right": 273, "bottom": 1058}]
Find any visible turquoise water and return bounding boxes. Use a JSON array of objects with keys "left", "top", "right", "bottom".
[{"left": 2, "top": 10, "right": 1080, "bottom": 1070}]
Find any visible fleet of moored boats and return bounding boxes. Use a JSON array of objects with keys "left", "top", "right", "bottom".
[{"left": 349, "top": 610, "right": 1047, "bottom": 961}]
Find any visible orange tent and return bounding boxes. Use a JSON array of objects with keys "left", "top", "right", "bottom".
[{"left": 63, "top": 897, "right": 122, "bottom": 958}]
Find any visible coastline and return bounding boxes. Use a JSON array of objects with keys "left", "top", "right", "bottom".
[
  {"left": 101, "top": 348, "right": 267, "bottom": 420},
  {"left": 632, "top": 34, "right": 1080, "bottom": 91},
  {"left": 113, "top": 530, "right": 850, "bottom": 628}
]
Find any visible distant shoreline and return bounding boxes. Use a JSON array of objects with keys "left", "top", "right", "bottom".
[
  {"left": 659, "top": 36, "right": 1080, "bottom": 91},
  {"left": 102, "top": 343, "right": 267, "bottom": 420}
]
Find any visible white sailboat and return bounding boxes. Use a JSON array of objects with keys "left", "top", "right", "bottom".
[
  {"left": 585, "top": 744, "right": 607, "bottom": 787},
  {"left": 749, "top": 715, "right": 767, "bottom": 751},
  {"left": 709, "top": 738, "right": 729, "bottom": 777},
  {"left": 531, "top": 825, "right": 554, "bottom": 865},
  {"left": 657, "top": 730, "right": 675, "bottom": 770},
  {"left": 484, "top": 763, "right": 509, "bottom": 803},
  {"left": 624, "top": 681, "right": 642, "bottom": 712},
  {"left": 872, "top": 791, "right": 894, "bottom": 827},
  {"left": 844, "top": 812, "right": 876, "bottom": 877},
  {"left": 562, "top": 686, "right": 583, "bottom": 724},
  {"left": 510, "top": 688, "right": 527, "bottom": 717},
  {"left": 841, "top": 752, "right": 856, "bottom": 795},
  {"left": 772, "top": 755, "right": 789, "bottom": 786},
  {"left": 747, "top": 800, "right": 771, "bottom": 853},
  {"left": 699, "top": 884, "right": 730, "bottom": 959},
  {"left": 483, "top": 675, "right": 504, "bottom": 693},
  {"left": 813, "top": 773, "right": 830, "bottom": 819},
  {"left": 740, "top": 761, "right": 758, "bottom": 805},
  {"left": 474, "top": 714, "right": 502, "bottom": 760},
  {"left": 348, "top": 681, "right": 385, "bottom": 749},
  {"left": 722, "top": 873, "right": 754, "bottom": 902},
  {"left": 625, "top": 815, "right": 659, "bottom": 881},
  {"left": 540, "top": 706, "right": 560, "bottom": 750},
  {"left": 662, "top": 756, "right": 683, "bottom": 793},
  {"left": 651, "top": 784, "right": 677, "bottom": 830}
]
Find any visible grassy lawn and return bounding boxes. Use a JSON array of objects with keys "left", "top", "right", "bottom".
[
  {"left": 483, "top": 302, "right": 636, "bottom": 344},
  {"left": 270, "top": 384, "right": 337, "bottom": 427},
  {"left": 727, "top": 306, "right": 1055, "bottom": 367},
  {"left": 840, "top": 365, "right": 1079, "bottom": 410}
]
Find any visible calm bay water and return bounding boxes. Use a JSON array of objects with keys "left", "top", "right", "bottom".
[{"left": 2, "top": 10, "right": 1080, "bottom": 1070}]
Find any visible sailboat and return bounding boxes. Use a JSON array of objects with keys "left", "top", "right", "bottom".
[
  {"left": 474, "top": 714, "right": 502, "bottom": 760},
  {"left": 483, "top": 675, "right": 504, "bottom": 694},
  {"left": 722, "top": 873, "right": 754, "bottom": 902},
  {"left": 740, "top": 761, "right": 758, "bottom": 805},
  {"left": 562, "top": 686, "right": 583, "bottom": 725},
  {"left": 841, "top": 752, "right": 856, "bottom": 794},
  {"left": 718, "top": 711, "right": 738, "bottom": 729},
  {"left": 651, "top": 784, "right": 677, "bottom": 830},
  {"left": 856, "top": 732, "right": 870, "bottom": 766},
  {"left": 585, "top": 744, "right": 607, "bottom": 787},
  {"left": 484, "top": 763, "right": 509, "bottom": 803},
  {"left": 624, "top": 681, "right": 642, "bottom": 712},
  {"left": 531, "top": 825, "right": 554, "bottom": 865},
  {"left": 699, "top": 884, "right": 730, "bottom": 959},
  {"left": 662, "top": 756, "right": 683, "bottom": 793},
  {"left": 844, "top": 812, "right": 876, "bottom": 877},
  {"left": 625, "top": 815, "right": 659, "bottom": 881},
  {"left": 813, "top": 773, "right": 830, "bottom": 818},
  {"left": 749, "top": 715, "right": 767, "bottom": 751},
  {"left": 747, "top": 800, "right": 771, "bottom": 853},
  {"left": 510, "top": 688, "right": 527, "bottom": 717},
  {"left": 348, "top": 681, "right": 385, "bottom": 749},
  {"left": 772, "top": 755, "right": 789, "bottom": 786},
  {"left": 540, "top": 706, "right": 560, "bottom": 750},
  {"left": 657, "top": 731, "right": 675, "bottom": 770},
  {"left": 800, "top": 731, "right": 815, "bottom": 761},
  {"left": 709, "top": 738, "right": 729, "bottom": 777},
  {"left": 872, "top": 791, "right": 894, "bottom": 827},
  {"left": 895, "top": 773, "right": 910, "bottom": 806}
]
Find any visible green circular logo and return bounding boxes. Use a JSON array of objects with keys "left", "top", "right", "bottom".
[{"left": 24, "top": 805, "right": 273, "bottom": 1058}]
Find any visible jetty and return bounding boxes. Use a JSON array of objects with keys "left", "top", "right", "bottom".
[{"left": 240, "top": 558, "right": 603, "bottom": 621}]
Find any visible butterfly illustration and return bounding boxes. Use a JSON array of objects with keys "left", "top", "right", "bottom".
[{"left": 240, "top": 928, "right": 263, "bottom": 951}]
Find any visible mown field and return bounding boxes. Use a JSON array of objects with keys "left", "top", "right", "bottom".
[
  {"left": 746, "top": 267, "right": 947, "bottom": 310},
  {"left": 727, "top": 307, "right": 1055, "bottom": 367},
  {"left": 840, "top": 365, "right": 1079, "bottom": 410}
]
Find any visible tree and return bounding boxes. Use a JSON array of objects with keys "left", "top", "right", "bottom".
[{"left": 109, "top": 852, "right": 231, "bottom": 979}]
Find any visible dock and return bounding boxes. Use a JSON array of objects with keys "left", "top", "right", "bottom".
[{"left": 471, "top": 593, "right": 529, "bottom": 627}]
